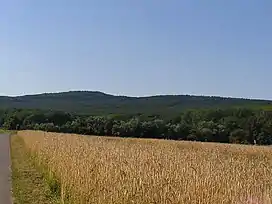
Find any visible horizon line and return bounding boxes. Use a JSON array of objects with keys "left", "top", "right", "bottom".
[{"left": 0, "top": 90, "right": 271, "bottom": 102}]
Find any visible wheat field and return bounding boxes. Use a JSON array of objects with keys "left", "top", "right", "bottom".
[{"left": 17, "top": 130, "right": 272, "bottom": 204}]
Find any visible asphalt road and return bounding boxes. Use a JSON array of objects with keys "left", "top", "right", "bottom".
[{"left": 0, "top": 134, "right": 12, "bottom": 204}]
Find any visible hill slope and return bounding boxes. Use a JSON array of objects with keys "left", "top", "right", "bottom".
[{"left": 0, "top": 91, "right": 272, "bottom": 115}]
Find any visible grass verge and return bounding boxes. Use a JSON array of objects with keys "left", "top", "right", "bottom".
[{"left": 11, "top": 134, "right": 60, "bottom": 204}]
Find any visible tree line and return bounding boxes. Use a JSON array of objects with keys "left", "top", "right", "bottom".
[{"left": 1, "top": 108, "right": 272, "bottom": 145}]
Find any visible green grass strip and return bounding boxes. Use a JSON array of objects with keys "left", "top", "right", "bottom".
[{"left": 11, "top": 135, "right": 61, "bottom": 204}]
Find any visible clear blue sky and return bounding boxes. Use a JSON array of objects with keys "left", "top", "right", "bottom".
[{"left": 1, "top": 1, "right": 271, "bottom": 99}]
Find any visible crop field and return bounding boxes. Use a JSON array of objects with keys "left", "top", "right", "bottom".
[{"left": 17, "top": 130, "right": 272, "bottom": 204}]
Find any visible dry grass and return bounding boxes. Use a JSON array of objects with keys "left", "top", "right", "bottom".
[{"left": 17, "top": 130, "right": 272, "bottom": 204}]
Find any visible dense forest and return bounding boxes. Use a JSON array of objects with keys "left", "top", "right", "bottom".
[
  {"left": 1, "top": 91, "right": 272, "bottom": 116},
  {"left": 1, "top": 107, "right": 272, "bottom": 145}
]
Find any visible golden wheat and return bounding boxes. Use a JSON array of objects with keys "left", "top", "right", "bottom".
[{"left": 17, "top": 130, "right": 272, "bottom": 204}]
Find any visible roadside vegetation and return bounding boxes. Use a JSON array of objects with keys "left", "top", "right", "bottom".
[
  {"left": 11, "top": 134, "right": 60, "bottom": 204},
  {"left": 0, "top": 129, "right": 6, "bottom": 133},
  {"left": 17, "top": 130, "right": 272, "bottom": 204}
]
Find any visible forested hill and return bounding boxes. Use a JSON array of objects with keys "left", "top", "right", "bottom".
[
  {"left": 0, "top": 91, "right": 272, "bottom": 115},
  {"left": 1, "top": 91, "right": 272, "bottom": 145}
]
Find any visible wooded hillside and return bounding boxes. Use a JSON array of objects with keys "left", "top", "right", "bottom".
[{"left": 1, "top": 91, "right": 272, "bottom": 116}]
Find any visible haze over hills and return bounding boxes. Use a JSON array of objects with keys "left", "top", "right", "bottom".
[{"left": 0, "top": 91, "right": 272, "bottom": 116}]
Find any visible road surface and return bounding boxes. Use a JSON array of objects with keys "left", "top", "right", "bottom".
[{"left": 0, "top": 134, "right": 12, "bottom": 204}]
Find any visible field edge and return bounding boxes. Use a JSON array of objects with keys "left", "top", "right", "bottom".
[{"left": 10, "top": 134, "right": 61, "bottom": 204}]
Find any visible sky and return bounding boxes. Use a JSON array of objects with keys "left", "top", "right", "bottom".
[{"left": 1, "top": 1, "right": 271, "bottom": 99}]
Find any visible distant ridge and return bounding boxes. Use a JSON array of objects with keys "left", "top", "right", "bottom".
[
  {"left": 5, "top": 90, "right": 270, "bottom": 101},
  {"left": 0, "top": 91, "right": 271, "bottom": 115}
]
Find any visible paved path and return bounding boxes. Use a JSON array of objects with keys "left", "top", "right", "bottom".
[{"left": 0, "top": 134, "right": 12, "bottom": 204}]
